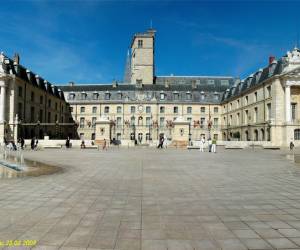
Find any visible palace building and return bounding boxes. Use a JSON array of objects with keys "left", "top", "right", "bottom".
[{"left": 1, "top": 28, "right": 300, "bottom": 147}]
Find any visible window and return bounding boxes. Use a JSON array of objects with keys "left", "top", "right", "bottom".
[
  {"left": 48, "top": 99, "right": 51, "bottom": 108},
  {"left": 187, "top": 117, "right": 192, "bottom": 123},
  {"left": 267, "top": 86, "right": 271, "bottom": 98},
  {"left": 131, "top": 116, "right": 135, "bottom": 126},
  {"left": 237, "top": 113, "right": 240, "bottom": 125},
  {"left": 130, "top": 106, "right": 136, "bottom": 114},
  {"left": 200, "top": 117, "right": 205, "bottom": 128},
  {"left": 201, "top": 107, "right": 205, "bottom": 113},
  {"left": 229, "top": 115, "right": 232, "bottom": 126},
  {"left": 70, "top": 107, "right": 73, "bottom": 113},
  {"left": 117, "top": 106, "right": 122, "bottom": 113},
  {"left": 117, "top": 117, "right": 122, "bottom": 126},
  {"left": 237, "top": 99, "right": 240, "bottom": 108},
  {"left": 31, "top": 92, "right": 34, "bottom": 102},
  {"left": 136, "top": 79, "right": 142, "bottom": 86},
  {"left": 187, "top": 107, "right": 192, "bottom": 114},
  {"left": 105, "top": 93, "right": 110, "bottom": 100},
  {"left": 104, "top": 106, "right": 109, "bottom": 113},
  {"left": 186, "top": 93, "right": 192, "bottom": 100},
  {"left": 245, "top": 110, "right": 248, "bottom": 124},
  {"left": 80, "top": 107, "right": 85, "bottom": 113},
  {"left": 254, "top": 92, "right": 258, "bottom": 102},
  {"left": 39, "top": 109, "right": 43, "bottom": 122},
  {"left": 69, "top": 93, "right": 75, "bottom": 100},
  {"left": 173, "top": 106, "right": 178, "bottom": 114},
  {"left": 245, "top": 96, "right": 248, "bottom": 105},
  {"left": 40, "top": 96, "right": 43, "bottom": 104},
  {"left": 208, "top": 79, "right": 215, "bottom": 85},
  {"left": 295, "top": 129, "right": 300, "bottom": 140},
  {"left": 80, "top": 133, "right": 84, "bottom": 140},
  {"left": 160, "top": 93, "right": 165, "bottom": 100},
  {"left": 54, "top": 114, "right": 58, "bottom": 123},
  {"left": 92, "top": 117, "right": 97, "bottom": 128},
  {"left": 267, "top": 103, "right": 271, "bottom": 120},
  {"left": 138, "top": 39, "right": 143, "bottom": 48},
  {"left": 18, "top": 103, "right": 22, "bottom": 120},
  {"left": 47, "top": 112, "right": 51, "bottom": 123},
  {"left": 91, "top": 133, "right": 95, "bottom": 140},
  {"left": 292, "top": 103, "right": 297, "bottom": 121},
  {"left": 254, "top": 107, "right": 258, "bottom": 123},
  {"left": 159, "top": 117, "right": 165, "bottom": 127},
  {"left": 213, "top": 118, "right": 218, "bottom": 128},
  {"left": 160, "top": 106, "right": 165, "bottom": 113},
  {"left": 92, "top": 107, "right": 97, "bottom": 114},
  {"left": 146, "top": 117, "right": 151, "bottom": 126},
  {"left": 18, "top": 87, "right": 22, "bottom": 97},
  {"left": 146, "top": 106, "right": 151, "bottom": 113},
  {"left": 81, "top": 92, "right": 86, "bottom": 100},
  {"left": 80, "top": 118, "right": 85, "bottom": 128},
  {"left": 173, "top": 93, "right": 179, "bottom": 100},
  {"left": 230, "top": 103, "right": 232, "bottom": 111},
  {"left": 55, "top": 102, "right": 58, "bottom": 110},
  {"left": 214, "top": 107, "right": 218, "bottom": 113},
  {"left": 93, "top": 92, "right": 98, "bottom": 100},
  {"left": 118, "top": 92, "right": 122, "bottom": 99}
]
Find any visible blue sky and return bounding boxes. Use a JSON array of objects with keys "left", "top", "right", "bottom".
[{"left": 1, "top": 1, "right": 300, "bottom": 84}]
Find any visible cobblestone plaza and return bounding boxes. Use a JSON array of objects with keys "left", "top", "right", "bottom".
[{"left": 1, "top": 148, "right": 300, "bottom": 249}]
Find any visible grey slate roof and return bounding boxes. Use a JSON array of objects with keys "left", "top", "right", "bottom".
[{"left": 1, "top": 55, "right": 66, "bottom": 101}]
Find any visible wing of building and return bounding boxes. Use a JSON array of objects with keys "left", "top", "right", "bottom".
[{"left": 1, "top": 28, "right": 300, "bottom": 148}]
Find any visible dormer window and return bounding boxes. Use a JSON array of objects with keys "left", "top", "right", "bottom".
[
  {"left": 105, "top": 92, "right": 111, "bottom": 100},
  {"left": 221, "top": 80, "right": 229, "bottom": 86},
  {"left": 214, "top": 92, "right": 219, "bottom": 100},
  {"left": 68, "top": 93, "right": 75, "bottom": 100},
  {"left": 93, "top": 92, "right": 99, "bottom": 100},
  {"left": 160, "top": 92, "right": 165, "bottom": 100},
  {"left": 138, "top": 39, "right": 143, "bottom": 48},
  {"left": 186, "top": 92, "right": 192, "bottom": 100},
  {"left": 173, "top": 92, "right": 179, "bottom": 100},
  {"left": 136, "top": 79, "right": 142, "bottom": 87},
  {"left": 81, "top": 92, "right": 87, "bottom": 100},
  {"left": 200, "top": 91, "right": 205, "bottom": 100},
  {"left": 118, "top": 92, "right": 122, "bottom": 99},
  {"left": 207, "top": 79, "right": 215, "bottom": 85}
]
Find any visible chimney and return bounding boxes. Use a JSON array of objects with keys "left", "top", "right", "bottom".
[
  {"left": 35, "top": 75, "right": 41, "bottom": 86},
  {"left": 13, "top": 62, "right": 19, "bottom": 75},
  {"left": 26, "top": 69, "right": 31, "bottom": 81},
  {"left": 112, "top": 80, "right": 118, "bottom": 88},
  {"left": 269, "top": 56, "right": 275, "bottom": 65},
  {"left": 68, "top": 81, "right": 75, "bottom": 86}
]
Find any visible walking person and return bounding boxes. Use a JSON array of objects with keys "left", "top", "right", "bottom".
[
  {"left": 290, "top": 140, "right": 295, "bottom": 151},
  {"left": 20, "top": 137, "right": 25, "bottom": 150},
  {"left": 66, "top": 137, "right": 70, "bottom": 148},
  {"left": 157, "top": 136, "right": 164, "bottom": 149},
  {"left": 199, "top": 136, "right": 205, "bottom": 152},
  {"left": 103, "top": 139, "right": 107, "bottom": 150},
  {"left": 34, "top": 139, "right": 39, "bottom": 150},
  {"left": 31, "top": 137, "right": 35, "bottom": 150},
  {"left": 208, "top": 137, "right": 212, "bottom": 152},
  {"left": 211, "top": 138, "right": 217, "bottom": 153}
]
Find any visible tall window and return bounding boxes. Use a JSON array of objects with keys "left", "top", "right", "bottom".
[
  {"left": 245, "top": 96, "right": 248, "bottom": 105},
  {"left": 292, "top": 103, "right": 297, "bottom": 121},
  {"left": 237, "top": 99, "right": 240, "bottom": 108},
  {"left": 18, "top": 103, "right": 22, "bottom": 120},
  {"left": 186, "top": 93, "right": 192, "bottom": 100},
  {"left": 214, "top": 107, "right": 218, "bottom": 113},
  {"left": 92, "top": 117, "right": 97, "bottom": 128},
  {"left": 267, "top": 103, "right": 271, "bottom": 120},
  {"left": 105, "top": 93, "right": 110, "bottom": 100},
  {"left": 80, "top": 118, "right": 85, "bottom": 128},
  {"left": 31, "top": 92, "right": 34, "bottom": 102},
  {"left": 254, "top": 107, "right": 258, "bottom": 123},
  {"left": 173, "top": 93, "right": 179, "bottom": 100},
  {"left": 160, "top": 106, "right": 165, "bottom": 113},
  {"left": 30, "top": 107, "right": 35, "bottom": 122},
  {"left": 295, "top": 129, "right": 300, "bottom": 140},
  {"left": 116, "top": 117, "right": 122, "bottom": 126},
  {"left": 48, "top": 99, "right": 51, "bottom": 108},
  {"left": 267, "top": 86, "right": 271, "bottom": 98},
  {"left": 237, "top": 113, "right": 240, "bottom": 125},
  {"left": 130, "top": 106, "right": 136, "bottom": 113},
  {"left": 213, "top": 118, "right": 218, "bottom": 128},
  {"left": 39, "top": 109, "right": 43, "bottom": 122},
  {"left": 245, "top": 110, "right": 248, "bottom": 124},
  {"left": 117, "top": 106, "right": 122, "bottom": 113},
  {"left": 254, "top": 92, "right": 258, "bottom": 102},
  {"left": 160, "top": 93, "right": 165, "bottom": 100},
  {"left": 104, "top": 106, "right": 109, "bottom": 113},
  {"left": 201, "top": 107, "right": 205, "bottom": 113},
  {"left": 200, "top": 117, "right": 205, "bottom": 128},
  {"left": 18, "top": 87, "right": 22, "bottom": 97},
  {"left": 159, "top": 117, "right": 165, "bottom": 127},
  {"left": 92, "top": 107, "right": 97, "bottom": 114},
  {"left": 146, "top": 106, "right": 151, "bottom": 113},
  {"left": 48, "top": 112, "right": 51, "bottom": 123},
  {"left": 138, "top": 39, "right": 143, "bottom": 48},
  {"left": 80, "top": 107, "right": 85, "bottom": 113},
  {"left": 187, "top": 107, "right": 192, "bottom": 114},
  {"left": 146, "top": 117, "right": 151, "bottom": 126},
  {"left": 131, "top": 116, "right": 135, "bottom": 126},
  {"left": 93, "top": 93, "right": 98, "bottom": 100},
  {"left": 40, "top": 96, "right": 43, "bottom": 104},
  {"left": 173, "top": 106, "right": 178, "bottom": 114}
]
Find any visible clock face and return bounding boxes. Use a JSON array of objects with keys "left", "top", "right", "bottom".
[{"left": 138, "top": 105, "right": 144, "bottom": 113}]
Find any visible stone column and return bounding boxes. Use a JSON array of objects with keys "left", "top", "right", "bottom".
[
  {"left": 285, "top": 85, "right": 291, "bottom": 123},
  {"left": 0, "top": 82, "right": 6, "bottom": 123}
]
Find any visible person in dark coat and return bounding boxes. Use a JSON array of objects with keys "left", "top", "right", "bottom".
[{"left": 31, "top": 138, "right": 35, "bottom": 150}]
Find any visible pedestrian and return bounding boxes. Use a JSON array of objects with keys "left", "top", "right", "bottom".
[
  {"left": 80, "top": 140, "right": 85, "bottom": 149},
  {"left": 20, "top": 137, "right": 25, "bottom": 150},
  {"left": 66, "top": 137, "right": 70, "bottom": 148},
  {"left": 199, "top": 136, "right": 205, "bottom": 152},
  {"left": 103, "top": 139, "right": 107, "bottom": 150},
  {"left": 290, "top": 140, "right": 295, "bottom": 151},
  {"left": 211, "top": 138, "right": 217, "bottom": 153},
  {"left": 34, "top": 139, "right": 39, "bottom": 150},
  {"left": 208, "top": 137, "right": 212, "bottom": 152},
  {"left": 157, "top": 136, "right": 164, "bottom": 149},
  {"left": 31, "top": 137, "right": 35, "bottom": 150}
]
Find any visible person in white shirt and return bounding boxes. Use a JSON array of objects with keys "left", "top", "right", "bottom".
[{"left": 199, "top": 136, "right": 205, "bottom": 152}]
